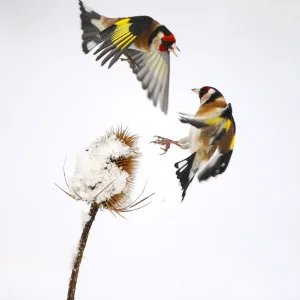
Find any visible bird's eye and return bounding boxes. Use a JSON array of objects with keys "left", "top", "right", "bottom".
[
  {"left": 161, "top": 40, "right": 169, "bottom": 47},
  {"left": 200, "top": 87, "right": 210, "bottom": 98}
]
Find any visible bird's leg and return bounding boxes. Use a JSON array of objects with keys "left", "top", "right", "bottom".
[
  {"left": 120, "top": 55, "right": 140, "bottom": 69},
  {"left": 151, "top": 136, "right": 188, "bottom": 155},
  {"left": 177, "top": 136, "right": 189, "bottom": 149}
]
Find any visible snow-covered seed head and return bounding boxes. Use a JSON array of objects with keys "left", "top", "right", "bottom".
[
  {"left": 65, "top": 126, "right": 140, "bottom": 213},
  {"left": 98, "top": 127, "right": 139, "bottom": 212}
]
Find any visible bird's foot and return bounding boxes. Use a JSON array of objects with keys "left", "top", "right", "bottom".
[
  {"left": 150, "top": 136, "right": 177, "bottom": 155},
  {"left": 120, "top": 56, "right": 140, "bottom": 69}
]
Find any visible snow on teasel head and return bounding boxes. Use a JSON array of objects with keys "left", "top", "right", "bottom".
[{"left": 57, "top": 126, "right": 151, "bottom": 216}]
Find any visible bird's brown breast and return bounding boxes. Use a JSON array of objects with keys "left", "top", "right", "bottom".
[{"left": 195, "top": 97, "right": 227, "bottom": 116}]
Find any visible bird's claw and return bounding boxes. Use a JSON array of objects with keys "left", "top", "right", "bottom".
[
  {"left": 159, "top": 146, "right": 169, "bottom": 155},
  {"left": 120, "top": 57, "right": 140, "bottom": 69},
  {"left": 150, "top": 136, "right": 171, "bottom": 155}
]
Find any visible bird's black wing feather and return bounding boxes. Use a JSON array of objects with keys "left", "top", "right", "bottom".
[{"left": 79, "top": 1, "right": 153, "bottom": 68}]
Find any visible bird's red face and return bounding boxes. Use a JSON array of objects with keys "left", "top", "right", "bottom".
[
  {"left": 192, "top": 86, "right": 212, "bottom": 100},
  {"left": 148, "top": 25, "right": 180, "bottom": 55},
  {"left": 159, "top": 34, "right": 176, "bottom": 51},
  {"left": 159, "top": 34, "right": 180, "bottom": 56},
  {"left": 199, "top": 86, "right": 211, "bottom": 99},
  {"left": 192, "top": 86, "right": 223, "bottom": 105}
]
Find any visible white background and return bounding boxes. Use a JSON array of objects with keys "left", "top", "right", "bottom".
[{"left": 1, "top": 0, "right": 300, "bottom": 299}]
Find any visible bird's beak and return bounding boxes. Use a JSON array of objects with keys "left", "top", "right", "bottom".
[
  {"left": 169, "top": 44, "right": 180, "bottom": 57},
  {"left": 192, "top": 88, "right": 200, "bottom": 94}
]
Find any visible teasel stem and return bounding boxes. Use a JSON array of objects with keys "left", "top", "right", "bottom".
[{"left": 67, "top": 202, "right": 98, "bottom": 300}]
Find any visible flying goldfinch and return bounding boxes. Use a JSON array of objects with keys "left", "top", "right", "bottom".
[
  {"left": 151, "top": 86, "right": 236, "bottom": 201},
  {"left": 79, "top": 1, "right": 180, "bottom": 114}
]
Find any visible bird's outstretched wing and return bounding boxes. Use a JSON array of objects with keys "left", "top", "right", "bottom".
[
  {"left": 79, "top": 1, "right": 153, "bottom": 68},
  {"left": 124, "top": 49, "right": 170, "bottom": 114},
  {"left": 179, "top": 103, "right": 233, "bottom": 146},
  {"left": 179, "top": 103, "right": 232, "bottom": 128}
]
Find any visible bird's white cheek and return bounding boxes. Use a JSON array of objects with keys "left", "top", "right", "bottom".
[
  {"left": 149, "top": 32, "right": 164, "bottom": 52},
  {"left": 201, "top": 89, "right": 216, "bottom": 105},
  {"left": 201, "top": 94, "right": 211, "bottom": 105},
  {"left": 149, "top": 37, "right": 161, "bottom": 52}
]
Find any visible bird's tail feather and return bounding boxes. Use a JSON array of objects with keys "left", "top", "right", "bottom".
[
  {"left": 79, "top": 1, "right": 104, "bottom": 53},
  {"left": 174, "top": 152, "right": 199, "bottom": 201}
]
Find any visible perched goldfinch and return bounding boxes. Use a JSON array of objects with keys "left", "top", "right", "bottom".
[
  {"left": 151, "top": 86, "right": 236, "bottom": 201},
  {"left": 79, "top": 1, "right": 180, "bottom": 114}
]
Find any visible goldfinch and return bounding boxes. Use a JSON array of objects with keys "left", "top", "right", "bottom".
[
  {"left": 79, "top": 1, "right": 180, "bottom": 114},
  {"left": 151, "top": 86, "right": 236, "bottom": 201}
]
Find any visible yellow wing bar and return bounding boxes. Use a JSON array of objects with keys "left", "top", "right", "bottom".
[{"left": 110, "top": 19, "right": 138, "bottom": 49}]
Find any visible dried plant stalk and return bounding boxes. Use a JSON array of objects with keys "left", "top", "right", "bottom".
[{"left": 67, "top": 202, "right": 99, "bottom": 300}]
